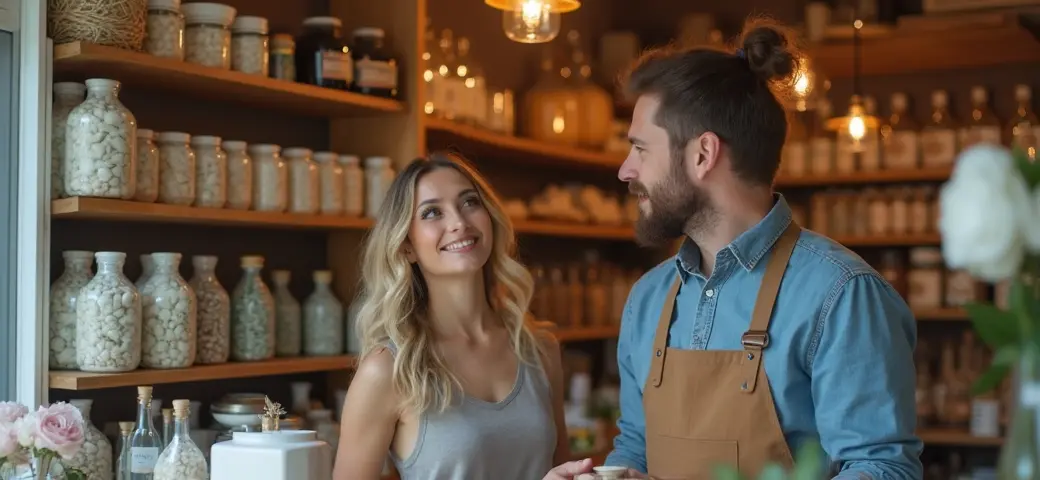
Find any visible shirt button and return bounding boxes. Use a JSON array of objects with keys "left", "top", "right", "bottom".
[{"left": 705, "top": 289, "right": 715, "bottom": 298}]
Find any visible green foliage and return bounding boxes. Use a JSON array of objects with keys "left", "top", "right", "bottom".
[
  {"left": 711, "top": 441, "right": 826, "bottom": 480},
  {"left": 1012, "top": 147, "right": 1040, "bottom": 189}
]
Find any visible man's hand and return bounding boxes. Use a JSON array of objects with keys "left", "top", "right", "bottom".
[{"left": 543, "top": 458, "right": 594, "bottom": 480}]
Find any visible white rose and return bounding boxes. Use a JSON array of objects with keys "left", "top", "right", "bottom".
[{"left": 939, "top": 143, "right": 1031, "bottom": 282}]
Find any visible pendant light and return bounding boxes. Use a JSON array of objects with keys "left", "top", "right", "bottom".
[
  {"left": 485, "top": 0, "right": 581, "bottom": 44},
  {"left": 825, "top": 19, "right": 879, "bottom": 152}
]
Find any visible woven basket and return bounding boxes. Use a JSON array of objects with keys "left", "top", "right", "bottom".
[{"left": 47, "top": 0, "right": 147, "bottom": 50}]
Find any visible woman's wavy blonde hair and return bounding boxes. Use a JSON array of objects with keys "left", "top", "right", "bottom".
[{"left": 354, "top": 151, "right": 544, "bottom": 414}]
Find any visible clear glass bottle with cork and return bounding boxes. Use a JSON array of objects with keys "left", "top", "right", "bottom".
[
  {"left": 129, "top": 386, "right": 163, "bottom": 479},
  {"left": 154, "top": 399, "right": 208, "bottom": 480},
  {"left": 116, "top": 421, "right": 134, "bottom": 480}
]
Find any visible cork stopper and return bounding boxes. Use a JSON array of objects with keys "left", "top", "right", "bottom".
[
  {"left": 241, "top": 255, "right": 264, "bottom": 268},
  {"left": 161, "top": 408, "right": 172, "bottom": 421},
  {"left": 313, "top": 270, "right": 332, "bottom": 284},
  {"left": 119, "top": 422, "right": 135, "bottom": 435},
  {"left": 172, "top": 399, "right": 190, "bottom": 418},
  {"left": 137, "top": 386, "right": 153, "bottom": 402}
]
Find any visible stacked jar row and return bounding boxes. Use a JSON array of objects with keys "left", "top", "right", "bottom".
[
  {"left": 145, "top": 1, "right": 269, "bottom": 76},
  {"left": 49, "top": 251, "right": 348, "bottom": 372},
  {"left": 798, "top": 186, "right": 941, "bottom": 239}
]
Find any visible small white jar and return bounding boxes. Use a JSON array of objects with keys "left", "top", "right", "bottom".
[
  {"left": 157, "top": 131, "right": 196, "bottom": 206},
  {"left": 145, "top": 0, "right": 185, "bottom": 60},
  {"left": 364, "top": 156, "right": 394, "bottom": 218},
  {"left": 338, "top": 155, "right": 364, "bottom": 217},
  {"left": 223, "top": 140, "right": 252, "bottom": 210},
  {"left": 134, "top": 129, "right": 160, "bottom": 203},
  {"left": 249, "top": 144, "right": 287, "bottom": 212},
  {"left": 284, "top": 147, "right": 319, "bottom": 214},
  {"left": 182, "top": 2, "right": 236, "bottom": 69},
  {"left": 230, "top": 15, "right": 269, "bottom": 76},
  {"left": 314, "top": 151, "right": 343, "bottom": 215},
  {"left": 191, "top": 135, "right": 227, "bottom": 208}
]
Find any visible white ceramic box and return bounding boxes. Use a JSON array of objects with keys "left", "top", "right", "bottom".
[{"left": 211, "top": 430, "right": 332, "bottom": 480}]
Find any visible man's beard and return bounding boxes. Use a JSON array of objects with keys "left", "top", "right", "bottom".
[{"left": 630, "top": 168, "right": 713, "bottom": 248}]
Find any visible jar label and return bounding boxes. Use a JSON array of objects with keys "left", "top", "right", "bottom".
[
  {"left": 883, "top": 130, "right": 918, "bottom": 170},
  {"left": 356, "top": 58, "right": 398, "bottom": 90},
  {"left": 920, "top": 128, "right": 957, "bottom": 168},
  {"left": 960, "top": 125, "right": 1001, "bottom": 149},
  {"left": 130, "top": 446, "right": 159, "bottom": 473},
  {"left": 320, "top": 51, "right": 353, "bottom": 83},
  {"left": 970, "top": 399, "right": 1000, "bottom": 437}
]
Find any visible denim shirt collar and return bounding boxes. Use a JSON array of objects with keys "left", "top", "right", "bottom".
[{"left": 674, "top": 193, "right": 794, "bottom": 278}]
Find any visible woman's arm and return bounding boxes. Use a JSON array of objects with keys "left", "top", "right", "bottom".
[
  {"left": 537, "top": 330, "right": 572, "bottom": 466},
  {"left": 334, "top": 348, "right": 400, "bottom": 480}
]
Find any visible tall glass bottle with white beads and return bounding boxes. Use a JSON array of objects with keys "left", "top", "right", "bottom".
[
  {"left": 129, "top": 386, "right": 163, "bottom": 479},
  {"left": 154, "top": 399, "right": 208, "bottom": 480}
]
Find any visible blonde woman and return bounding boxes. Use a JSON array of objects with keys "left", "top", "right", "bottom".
[{"left": 334, "top": 152, "right": 572, "bottom": 480}]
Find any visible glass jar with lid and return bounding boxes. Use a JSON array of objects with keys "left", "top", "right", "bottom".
[
  {"left": 269, "top": 34, "right": 296, "bottom": 81},
  {"left": 223, "top": 140, "right": 252, "bottom": 210},
  {"left": 181, "top": 2, "right": 236, "bottom": 69},
  {"left": 284, "top": 147, "right": 319, "bottom": 214},
  {"left": 249, "top": 144, "right": 287, "bottom": 212},
  {"left": 190, "top": 135, "right": 227, "bottom": 208},
  {"left": 351, "top": 27, "right": 398, "bottom": 98},
  {"left": 231, "top": 15, "right": 269, "bottom": 76},
  {"left": 910, "top": 186, "right": 933, "bottom": 234},
  {"left": 338, "top": 154, "right": 364, "bottom": 217},
  {"left": 157, "top": 131, "right": 196, "bottom": 206},
  {"left": 314, "top": 151, "right": 344, "bottom": 215},
  {"left": 295, "top": 16, "right": 353, "bottom": 90},
  {"left": 134, "top": 129, "right": 160, "bottom": 203},
  {"left": 866, "top": 188, "right": 889, "bottom": 237},
  {"left": 907, "top": 247, "right": 944, "bottom": 310},
  {"left": 145, "top": 0, "right": 185, "bottom": 60},
  {"left": 363, "top": 156, "right": 394, "bottom": 218},
  {"left": 889, "top": 187, "right": 911, "bottom": 236}
]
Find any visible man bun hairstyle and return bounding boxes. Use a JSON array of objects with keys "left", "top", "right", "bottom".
[{"left": 624, "top": 16, "right": 805, "bottom": 187}]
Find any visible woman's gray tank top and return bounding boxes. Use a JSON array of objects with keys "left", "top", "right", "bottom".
[{"left": 386, "top": 342, "right": 557, "bottom": 480}]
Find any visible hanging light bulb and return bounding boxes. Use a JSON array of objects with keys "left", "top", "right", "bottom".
[
  {"left": 826, "top": 94, "right": 880, "bottom": 153},
  {"left": 486, "top": 0, "right": 581, "bottom": 44},
  {"left": 791, "top": 57, "right": 815, "bottom": 112}
]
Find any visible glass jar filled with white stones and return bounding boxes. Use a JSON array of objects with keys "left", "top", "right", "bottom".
[
  {"left": 65, "top": 399, "right": 114, "bottom": 480},
  {"left": 249, "top": 144, "right": 287, "bottom": 212},
  {"left": 76, "top": 251, "right": 142, "bottom": 373},
  {"left": 339, "top": 154, "right": 364, "bottom": 217},
  {"left": 364, "top": 156, "right": 394, "bottom": 218},
  {"left": 230, "top": 15, "right": 269, "bottom": 76},
  {"left": 51, "top": 82, "right": 86, "bottom": 199},
  {"left": 135, "top": 128, "right": 160, "bottom": 203},
  {"left": 314, "top": 151, "right": 343, "bottom": 215},
  {"left": 182, "top": 2, "right": 236, "bottom": 69},
  {"left": 303, "top": 270, "right": 343, "bottom": 356},
  {"left": 189, "top": 255, "right": 230, "bottom": 364},
  {"left": 231, "top": 255, "right": 276, "bottom": 361},
  {"left": 64, "top": 78, "right": 138, "bottom": 200},
  {"left": 223, "top": 140, "right": 252, "bottom": 210},
  {"left": 284, "top": 147, "right": 319, "bottom": 214},
  {"left": 271, "top": 270, "right": 301, "bottom": 357},
  {"left": 49, "top": 250, "right": 94, "bottom": 370},
  {"left": 191, "top": 135, "right": 228, "bottom": 208},
  {"left": 141, "top": 252, "right": 198, "bottom": 369},
  {"left": 145, "top": 0, "right": 185, "bottom": 60},
  {"left": 157, "top": 131, "right": 196, "bottom": 205}
]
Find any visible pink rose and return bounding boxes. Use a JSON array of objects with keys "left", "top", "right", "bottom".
[
  {"left": 0, "top": 402, "right": 28, "bottom": 425},
  {"left": 0, "top": 423, "right": 20, "bottom": 459},
  {"left": 26, "top": 403, "right": 84, "bottom": 460}
]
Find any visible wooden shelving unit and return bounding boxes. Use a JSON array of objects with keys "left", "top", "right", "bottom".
[
  {"left": 48, "top": 355, "right": 357, "bottom": 391},
  {"left": 832, "top": 233, "right": 941, "bottom": 247},
  {"left": 915, "top": 307, "right": 968, "bottom": 321},
  {"left": 919, "top": 429, "right": 1003, "bottom": 447},
  {"left": 809, "top": 21, "right": 1040, "bottom": 78},
  {"left": 52, "top": 41, "right": 405, "bottom": 118},
  {"left": 775, "top": 167, "right": 952, "bottom": 188}
]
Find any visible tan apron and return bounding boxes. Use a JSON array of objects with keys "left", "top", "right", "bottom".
[{"left": 643, "top": 222, "right": 800, "bottom": 479}]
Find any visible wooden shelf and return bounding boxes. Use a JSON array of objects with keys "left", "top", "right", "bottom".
[
  {"left": 919, "top": 428, "right": 1003, "bottom": 447},
  {"left": 555, "top": 325, "right": 621, "bottom": 342},
  {"left": 809, "top": 22, "right": 1040, "bottom": 78},
  {"left": 424, "top": 117, "right": 624, "bottom": 170},
  {"left": 775, "top": 167, "right": 952, "bottom": 188},
  {"left": 513, "top": 220, "right": 634, "bottom": 240},
  {"left": 831, "top": 233, "right": 941, "bottom": 247},
  {"left": 53, "top": 42, "right": 404, "bottom": 118},
  {"left": 915, "top": 307, "right": 968, "bottom": 321},
  {"left": 52, "top": 197, "right": 375, "bottom": 230},
  {"left": 49, "top": 355, "right": 357, "bottom": 391}
]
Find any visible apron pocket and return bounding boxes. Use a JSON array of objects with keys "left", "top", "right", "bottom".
[{"left": 647, "top": 437, "right": 739, "bottom": 480}]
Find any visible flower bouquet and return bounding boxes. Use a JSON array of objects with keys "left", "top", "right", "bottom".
[
  {"left": 0, "top": 401, "right": 86, "bottom": 480},
  {"left": 938, "top": 143, "right": 1040, "bottom": 478}
]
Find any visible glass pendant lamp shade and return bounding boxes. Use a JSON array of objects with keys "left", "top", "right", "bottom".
[
  {"left": 486, "top": 0, "right": 581, "bottom": 44},
  {"left": 826, "top": 94, "right": 880, "bottom": 152}
]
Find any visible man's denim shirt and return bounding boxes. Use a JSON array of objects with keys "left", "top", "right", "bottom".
[{"left": 604, "top": 194, "right": 924, "bottom": 479}]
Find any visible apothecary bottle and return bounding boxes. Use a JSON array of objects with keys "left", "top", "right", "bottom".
[
  {"left": 231, "top": 15, "right": 269, "bottom": 76},
  {"left": 231, "top": 255, "right": 276, "bottom": 361},
  {"left": 303, "top": 270, "right": 343, "bottom": 356},
  {"left": 134, "top": 129, "right": 160, "bottom": 203},
  {"left": 49, "top": 250, "right": 94, "bottom": 370},
  {"left": 181, "top": 2, "right": 236, "bottom": 69},
  {"left": 284, "top": 147, "right": 319, "bottom": 214},
  {"left": 351, "top": 27, "right": 398, "bottom": 98},
  {"left": 315, "top": 151, "right": 344, "bottom": 215},
  {"left": 296, "top": 16, "right": 353, "bottom": 90},
  {"left": 223, "top": 140, "right": 252, "bottom": 210},
  {"left": 339, "top": 154, "right": 364, "bottom": 216},
  {"left": 130, "top": 386, "right": 163, "bottom": 478},
  {"left": 64, "top": 78, "right": 138, "bottom": 200},
  {"left": 145, "top": 0, "right": 184, "bottom": 60},
  {"left": 269, "top": 33, "right": 296, "bottom": 81},
  {"left": 272, "top": 270, "right": 302, "bottom": 357},
  {"left": 881, "top": 92, "right": 920, "bottom": 171},
  {"left": 249, "top": 144, "right": 287, "bottom": 212},
  {"left": 364, "top": 156, "right": 394, "bottom": 218},
  {"left": 67, "top": 399, "right": 114, "bottom": 480},
  {"left": 76, "top": 252, "right": 142, "bottom": 373},
  {"left": 116, "top": 421, "right": 133, "bottom": 480},
  {"left": 141, "top": 252, "right": 198, "bottom": 369},
  {"left": 191, "top": 135, "right": 228, "bottom": 208},
  {"left": 154, "top": 400, "right": 207, "bottom": 480},
  {"left": 51, "top": 81, "right": 86, "bottom": 199},
  {"left": 189, "top": 255, "right": 230, "bottom": 364},
  {"left": 157, "top": 131, "right": 196, "bottom": 205}
]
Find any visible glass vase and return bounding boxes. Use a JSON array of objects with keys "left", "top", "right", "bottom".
[{"left": 998, "top": 344, "right": 1040, "bottom": 480}]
